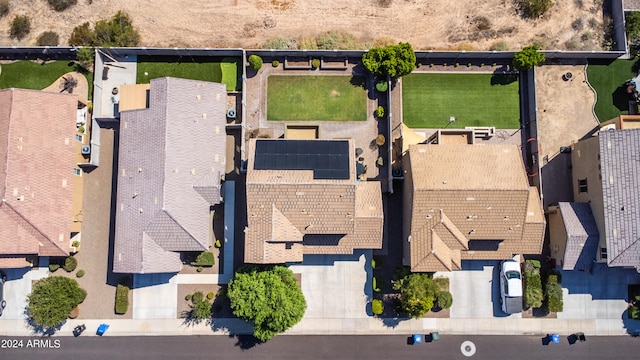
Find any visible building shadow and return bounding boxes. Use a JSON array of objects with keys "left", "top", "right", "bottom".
[
  {"left": 622, "top": 308, "right": 640, "bottom": 336},
  {"left": 491, "top": 263, "right": 510, "bottom": 318},
  {"left": 561, "top": 264, "right": 640, "bottom": 299}
]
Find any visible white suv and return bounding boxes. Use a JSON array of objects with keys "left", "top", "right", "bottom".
[{"left": 499, "top": 260, "right": 523, "bottom": 314}]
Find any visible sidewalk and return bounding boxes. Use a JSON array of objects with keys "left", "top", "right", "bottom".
[{"left": 0, "top": 316, "right": 634, "bottom": 337}]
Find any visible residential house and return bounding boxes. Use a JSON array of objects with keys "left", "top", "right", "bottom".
[
  {"left": 549, "top": 116, "right": 640, "bottom": 271},
  {"left": 244, "top": 138, "right": 383, "bottom": 263},
  {"left": 113, "top": 77, "right": 227, "bottom": 274},
  {"left": 0, "top": 89, "right": 80, "bottom": 268},
  {"left": 402, "top": 143, "right": 545, "bottom": 272}
]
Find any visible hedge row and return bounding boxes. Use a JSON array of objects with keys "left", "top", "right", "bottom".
[
  {"left": 546, "top": 274, "right": 563, "bottom": 312},
  {"left": 191, "top": 251, "right": 215, "bottom": 267},
  {"left": 115, "top": 283, "right": 129, "bottom": 315},
  {"left": 523, "top": 260, "right": 543, "bottom": 309}
]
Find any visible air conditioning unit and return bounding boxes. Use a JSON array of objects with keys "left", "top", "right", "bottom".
[
  {"left": 81, "top": 145, "right": 91, "bottom": 155},
  {"left": 227, "top": 109, "right": 237, "bottom": 119}
]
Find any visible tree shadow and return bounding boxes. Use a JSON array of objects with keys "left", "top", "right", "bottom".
[
  {"left": 491, "top": 73, "right": 518, "bottom": 86},
  {"left": 612, "top": 86, "right": 632, "bottom": 111},
  {"left": 622, "top": 308, "right": 640, "bottom": 337},
  {"left": 23, "top": 308, "right": 64, "bottom": 336}
]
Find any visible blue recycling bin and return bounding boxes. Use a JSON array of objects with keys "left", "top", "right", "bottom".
[
  {"left": 96, "top": 323, "right": 110, "bottom": 336},
  {"left": 412, "top": 334, "right": 423, "bottom": 344},
  {"left": 549, "top": 334, "right": 560, "bottom": 344}
]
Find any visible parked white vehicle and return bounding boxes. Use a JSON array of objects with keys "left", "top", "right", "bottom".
[{"left": 499, "top": 260, "right": 523, "bottom": 314}]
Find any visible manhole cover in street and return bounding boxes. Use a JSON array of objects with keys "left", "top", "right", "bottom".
[{"left": 460, "top": 340, "right": 476, "bottom": 357}]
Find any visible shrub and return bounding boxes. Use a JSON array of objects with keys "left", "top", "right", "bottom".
[
  {"left": 27, "top": 277, "right": 87, "bottom": 328},
  {"left": 207, "top": 292, "right": 215, "bottom": 300},
  {"left": 547, "top": 274, "right": 558, "bottom": 284},
  {"left": 9, "top": 15, "right": 30, "bottom": 40},
  {"left": 490, "top": 40, "right": 509, "bottom": 51},
  {"left": 524, "top": 269, "right": 543, "bottom": 309},
  {"left": 392, "top": 273, "right": 438, "bottom": 318},
  {"left": 0, "top": 0, "right": 9, "bottom": 18},
  {"left": 272, "top": 60, "right": 280, "bottom": 67},
  {"left": 372, "top": 276, "right": 381, "bottom": 292},
  {"left": 375, "top": 134, "right": 386, "bottom": 146},
  {"left": 215, "top": 239, "right": 222, "bottom": 248},
  {"left": 262, "top": 36, "right": 297, "bottom": 49},
  {"left": 191, "top": 251, "right": 215, "bottom": 267},
  {"left": 311, "top": 58, "right": 320, "bottom": 69},
  {"left": 248, "top": 54, "right": 263, "bottom": 71},
  {"left": 64, "top": 256, "right": 78, "bottom": 272},
  {"left": 197, "top": 266, "right": 203, "bottom": 272},
  {"left": 524, "top": 259, "right": 541, "bottom": 273},
  {"left": 371, "top": 256, "right": 381, "bottom": 269},
  {"left": 375, "top": 81, "right": 388, "bottom": 92},
  {"left": 519, "top": 0, "right": 553, "bottom": 19},
  {"left": 69, "top": 22, "right": 95, "bottom": 46},
  {"left": 93, "top": 10, "right": 140, "bottom": 46},
  {"left": 627, "top": 12, "right": 640, "bottom": 40},
  {"left": 362, "top": 42, "right": 416, "bottom": 78},
  {"left": 372, "top": 299, "right": 384, "bottom": 315},
  {"left": 436, "top": 291, "right": 453, "bottom": 309},
  {"left": 49, "top": 263, "right": 60, "bottom": 272},
  {"left": 631, "top": 305, "right": 640, "bottom": 320},
  {"left": 545, "top": 274, "right": 563, "bottom": 312},
  {"left": 48, "top": 0, "right": 77, "bottom": 12},
  {"left": 192, "top": 291, "right": 204, "bottom": 303},
  {"left": 115, "top": 283, "right": 129, "bottom": 314},
  {"left": 185, "top": 294, "right": 192, "bottom": 301},
  {"left": 76, "top": 270, "right": 85, "bottom": 278},
  {"left": 75, "top": 47, "right": 94, "bottom": 71},
  {"left": 376, "top": 106, "right": 385, "bottom": 118},
  {"left": 513, "top": 45, "right": 545, "bottom": 70}
]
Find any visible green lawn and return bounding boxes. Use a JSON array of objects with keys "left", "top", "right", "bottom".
[
  {"left": 402, "top": 73, "right": 520, "bottom": 129},
  {"left": 267, "top": 75, "right": 367, "bottom": 121},
  {"left": 0, "top": 61, "right": 93, "bottom": 100},
  {"left": 586, "top": 58, "right": 637, "bottom": 121},
  {"left": 136, "top": 56, "right": 239, "bottom": 91}
]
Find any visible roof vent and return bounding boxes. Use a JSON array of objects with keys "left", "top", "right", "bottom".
[
  {"left": 504, "top": 216, "right": 509, "bottom": 220},
  {"left": 139, "top": 208, "right": 143, "bottom": 213},
  {"left": 425, "top": 214, "right": 432, "bottom": 219},
  {"left": 81, "top": 145, "right": 91, "bottom": 155},
  {"left": 17, "top": 195, "right": 24, "bottom": 201},
  {"left": 469, "top": 229, "right": 476, "bottom": 235}
]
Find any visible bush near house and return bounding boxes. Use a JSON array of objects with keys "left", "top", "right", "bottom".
[
  {"left": 311, "top": 58, "right": 320, "bottom": 69},
  {"left": 523, "top": 260, "right": 543, "bottom": 309},
  {"left": 362, "top": 42, "right": 416, "bottom": 78},
  {"left": 76, "top": 270, "right": 85, "bottom": 278},
  {"left": 191, "top": 251, "right": 215, "bottom": 267},
  {"left": 545, "top": 274, "right": 563, "bottom": 312},
  {"left": 512, "top": 45, "right": 545, "bottom": 71},
  {"left": 115, "top": 283, "right": 129, "bottom": 315},
  {"left": 372, "top": 299, "right": 384, "bottom": 315},
  {"left": 64, "top": 256, "right": 78, "bottom": 272},
  {"left": 392, "top": 273, "right": 438, "bottom": 318},
  {"left": 27, "top": 277, "right": 87, "bottom": 329},
  {"left": 49, "top": 263, "right": 60, "bottom": 272},
  {"left": 375, "top": 81, "right": 388, "bottom": 92},
  {"left": 436, "top": 291, "right": 453, "bottom": 310},
  {"left": 36, "top": 31, "right": 59, "bottom": 46},
  {"left": 376, "top": 105, "right": 385, "bottom": 118}
]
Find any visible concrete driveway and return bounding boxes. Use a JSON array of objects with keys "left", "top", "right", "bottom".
[
  {"left": 0, "top": 267, "right": 47, "bottom": 320},
  {"left": 289, "top": 250, "right": 372, "bottom": 320},
  {"left": 133, "top": 274, "right": 178, "bottom": 319}
]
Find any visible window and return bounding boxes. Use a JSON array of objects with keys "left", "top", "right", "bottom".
[
  {"left": 75, "top": 134, "right": 83, "bottom": 142},
  {"left": 578, "top": 178, "right": 588, "bottom": 193},
  {"left": 600, "top": 247, "right": 607, "bottom": 260},
  {"left": 73, "top": 168, "right": 82, "bottom": 176}
]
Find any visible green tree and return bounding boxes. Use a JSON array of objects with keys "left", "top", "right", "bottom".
[
  {"left": 75, "top": 47, "right": 94, "bottom": 71},
  {"left": 93, "top": 10, "right": 140, "bottom": 47},
  {"left": 362, "top": 42, "right": 416, "bottom": 78},
  {"left": 248, "top": 54, "right": 263, "bottom": 71},
  {"left": 512, "top": 45, "right": 546, "bottom": 71},
  {"left": 228, "top": 265, "right": 306, "bottom": 341},
  {"left": 627, "top": 12, "right": 640, "bottom": 40},
  {"left": 9, "top": 15, "right": 30, "bottom": 40},
  {"left": 27, "top": 277, "right": 87, "bottom": 329},
  {"left": 392, "top": 273, "right": 438, "bottom": 318},
  {"left": 69, "top": 22, "right": 95, "bottom": 46}
]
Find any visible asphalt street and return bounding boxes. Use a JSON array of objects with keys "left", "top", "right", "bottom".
[{"left": 2, "top": 335, "right": 640, "bottom": 360}]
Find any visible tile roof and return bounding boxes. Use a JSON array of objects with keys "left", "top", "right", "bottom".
[
  {"left": 598, "top": 129, "right": 640, "bottom": 267},
  {"left": 0, "top": 89, "right": 78, "bottom": 263},
  {"left": 113, "top": 78, "right": 227, "bottom": 273},
  {"left": 558, "top": 202, "right": 599, "bottom": 271},
  {"left": 245, "top": 139, "right": 383, "bottom": 264},
  {"left": 405, "top": 143, "right": 545, "bottom": 272}
]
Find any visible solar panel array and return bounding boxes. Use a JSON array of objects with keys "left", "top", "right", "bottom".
[{"left": 254, "top": 139, "right": 350, "bottom": 179}]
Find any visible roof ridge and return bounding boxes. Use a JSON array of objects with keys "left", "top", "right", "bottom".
[
  {"left": 159, "top": 209, "right": 206, "bottom": 250},
  {"left": 439, "top": 210, "right": 469, "bottom": 249},
  {"left": 2, "top": 89, "right": 14, "bottom": 201},
  {"left": 609, "top": 235, "right": 640, "bottom": 265}
]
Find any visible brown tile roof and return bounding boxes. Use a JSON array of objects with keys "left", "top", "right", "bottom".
[
  {"left": 405, "top": 144, "right": 545, "bottom": 272},
  {"left": 113, "top": 78, "right": 227, "bottom": 274},
  {"left": 0, "top": 256, "right": 31, "bottom": 268},
  {"left": 245, "top": 139, "right": 383, "bottom": 264},
  {"left": 0, "top": 89, "right": 78, "bottom": 264}
]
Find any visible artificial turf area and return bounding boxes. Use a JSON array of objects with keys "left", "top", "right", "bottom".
[
  {"left": 267, "top": 75, "right": 367, "bottom": 121},
  {"left": 402, "top": 73, "right": 520, "bottom": 129},
  {"left": 586, "top": 58, "right": 637, "bottom": 121},
  {"left": 136, "top": 56, "right": 239, "bottom": 91},
  {"left": 0, "top": 61, "right": 93, "bottom": 99}
]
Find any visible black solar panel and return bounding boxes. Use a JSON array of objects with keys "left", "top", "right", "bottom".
[{"left": 254, "top": 140, "right": 350, "bottom": 179}]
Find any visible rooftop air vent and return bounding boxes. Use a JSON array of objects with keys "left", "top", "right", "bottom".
[{"left": 81, "top": 145, "right": 91, "bottom": 155}]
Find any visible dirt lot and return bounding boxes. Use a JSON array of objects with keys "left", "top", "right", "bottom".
[{"left": 0, "top": 0, "right": 608, "bottom": 50}]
